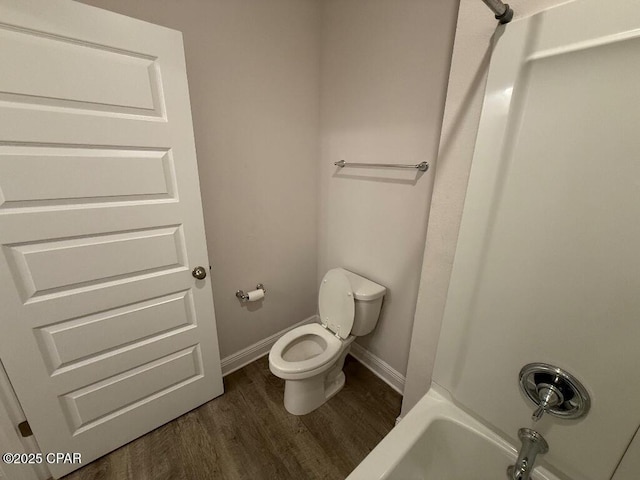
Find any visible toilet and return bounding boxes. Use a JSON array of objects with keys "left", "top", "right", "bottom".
[{"left": 269, "top": 268, "right": 386, "bottom": 415}]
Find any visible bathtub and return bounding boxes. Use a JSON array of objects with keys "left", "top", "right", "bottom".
[{"left": 347, "top": 385, "right": 563, "bottom": 480}]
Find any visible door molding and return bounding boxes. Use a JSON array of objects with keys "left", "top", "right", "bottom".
[{"left": 0, "top": 361, "right": 48, "bottom": 480}]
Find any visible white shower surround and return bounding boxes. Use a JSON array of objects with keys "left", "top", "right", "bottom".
[{"left": 405, "top": 0, "right": 640, "bottom": 479}]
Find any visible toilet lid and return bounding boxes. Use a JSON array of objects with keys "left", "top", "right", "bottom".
[{"left": 318, "top": 269, "right": 354, "bottom": 340}]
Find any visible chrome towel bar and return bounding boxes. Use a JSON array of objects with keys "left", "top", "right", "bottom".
[{"left": 334, "top": 159, "right": 429, "bottom": 172}]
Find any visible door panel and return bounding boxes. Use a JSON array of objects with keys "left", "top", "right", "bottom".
[
  {"left": 61, "top": 345, "right": 203, "bottom": 434},
  {"left": 0, "top": 26, "right": 160, "bottom": 115},
  {"left": 0, "top": 1, "right": 223, "bottom": 477},
  {"left": 0, "top": 146, "right": 175, "bottom": 207},
  {"left": 36, "top": 290, "right": 195, "bottom": 372},
  {"left": 7, "top": 225, "right": 186, "bottom": 300}
]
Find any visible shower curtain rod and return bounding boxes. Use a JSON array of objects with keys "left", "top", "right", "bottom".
[{"left": 481, "top": 0, "right": 514, "bottom": 24}]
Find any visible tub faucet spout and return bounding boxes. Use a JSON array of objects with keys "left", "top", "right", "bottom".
[{"left": 507, "top": 428, "right": 549, "bottom": 480}]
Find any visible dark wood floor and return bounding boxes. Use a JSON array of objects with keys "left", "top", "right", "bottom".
[{"left": 64, "top": 355, "right": 401, "bottom": 480}]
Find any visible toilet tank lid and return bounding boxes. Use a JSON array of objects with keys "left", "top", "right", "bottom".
[{"left": 336, "top": 268, "right": 386, "bottom": 301}]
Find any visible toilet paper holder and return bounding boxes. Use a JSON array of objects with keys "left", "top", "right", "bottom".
[{"left": 236, "top": 284, "right": 266, "bottom": 302}]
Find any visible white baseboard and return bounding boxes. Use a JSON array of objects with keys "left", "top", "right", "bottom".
[
  {"left": 395, "top": 416, "right": 403, "bottom": 425},
  {"left": 221, "top": 315, "right": 318, "bottom": 376},
  {"left": 349, "top": 342, "right": 405, "bottom": 395}
]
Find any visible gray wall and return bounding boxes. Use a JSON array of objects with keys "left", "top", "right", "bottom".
[
  {"left": 77, "top": 0, "right": 321, "bottom": 359},
  {"left": 78, "top": 0, "right": 461, "bottom": 380},
  {"left": 318, "top": 0, "right": 459, "bottom": 378}
]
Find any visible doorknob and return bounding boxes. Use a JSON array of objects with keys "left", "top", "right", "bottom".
[{"left": 192, "top": 266, "right": 207, "bottom": 280}]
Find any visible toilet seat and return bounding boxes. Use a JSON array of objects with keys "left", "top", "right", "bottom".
[
  {"left": 319, "top": 269, "right": 355, "bottom": 339},
  {"left": 269, "top": 323, "right": 342, "bottom": 376}
]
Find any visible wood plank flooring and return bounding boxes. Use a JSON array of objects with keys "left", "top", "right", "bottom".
[{"left": 64, "top": 355, "right": 402, "bottom": 480}]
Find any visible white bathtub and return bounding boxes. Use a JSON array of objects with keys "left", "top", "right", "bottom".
[{"left": 347, "top": 385, "right": 563, "bottom": 480}]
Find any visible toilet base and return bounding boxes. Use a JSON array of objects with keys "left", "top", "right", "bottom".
[
  {"left": 283, "top": 371, "right": 347, "bottom": 415},
  {"left": 325, "top": 371, "right": 345, "bottom": 402},
  {"left": 282, "top": 343, "right": 352, "bottom": 415}
]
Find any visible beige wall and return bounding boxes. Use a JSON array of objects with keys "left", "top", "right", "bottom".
[
  {"left": 77, "top": 0, "right": 462, "bottom": 380},
  {"left": 77, "top": 0, "right": 321, "bottom": 359},
  {"left": 318, "top": 0, "right": 459, "bottom": 378},
  {"left": 401, "top": 0, "right": 575, "bottom": 415}
]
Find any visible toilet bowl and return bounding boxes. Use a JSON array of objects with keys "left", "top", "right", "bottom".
[{"left": 269, "top": 268, "right": 385, "bottom": 415}]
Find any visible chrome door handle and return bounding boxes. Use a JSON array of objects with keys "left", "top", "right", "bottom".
[{"left": 192, "top": 266, "right": 207, "bottom": 280}]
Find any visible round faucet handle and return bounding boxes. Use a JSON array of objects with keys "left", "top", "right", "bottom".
[{"left": 519, "top": 363, "right": 591, "bottom": 421}]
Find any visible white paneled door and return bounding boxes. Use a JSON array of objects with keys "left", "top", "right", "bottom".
[{"left": 0, "top": 1, "right": 223, "bottom": 477}]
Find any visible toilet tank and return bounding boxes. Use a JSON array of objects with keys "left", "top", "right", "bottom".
[{"left": 340, "top": 268, "right": 386, "bottom": 336}]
